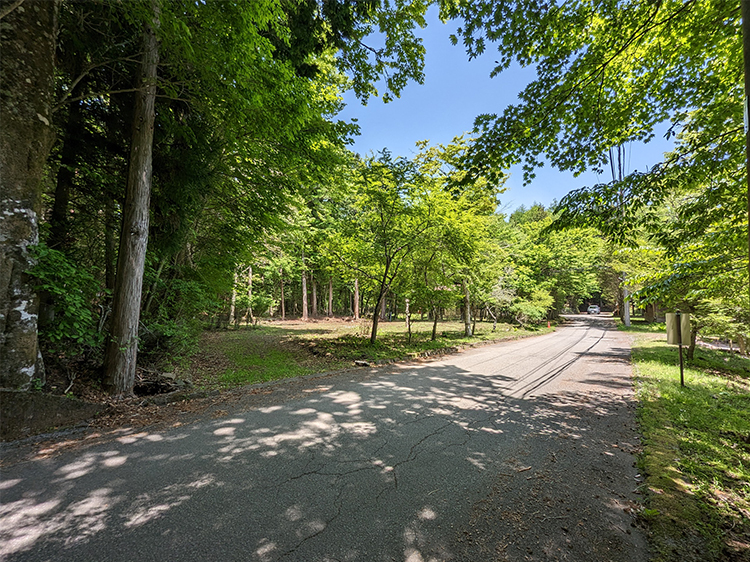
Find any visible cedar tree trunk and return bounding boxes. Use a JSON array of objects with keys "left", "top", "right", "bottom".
[
  {"left": 229, "top": 270, "right": 238, "bottom": 327},
  {"left": 327, "top": 278, "right": 333, "bottom": 317},
  {"left": 301, "top": 250, "right": 308, "bottom": 321},
  {"left": 312, "top": 277, "right": 318, "bottom": 316},
  {"left": 103, "top": 6, "right": 159, "bottom": 396},
  {"left": 353, "top": 278, "right": 360, "bottom": 320}
]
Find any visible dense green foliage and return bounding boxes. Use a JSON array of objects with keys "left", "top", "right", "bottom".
[
  {"left": 30, "top": 0, "right": 437, "bottom": 384},
  {"left": 9, "top": 0, "right": 745, "bottom": 394},
  {"left": 30, "top": 243, "right": 104, "bottom": 354},
  {"left": 439, "top": 0, "right": 748, "bottom": 347}
]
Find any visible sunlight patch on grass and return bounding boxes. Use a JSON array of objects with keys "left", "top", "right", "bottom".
[
  {"left": 192, "top": 319, "right": 552, "bottom": 391},
  {"left": 218, "top": 349, "right": 314, "bottom": 387},
  {"left": 616, "top": 317, "right": 667, "bottom": 334},
  {"left": 632, "top": 337, "right": 750, "bottom": 561}
]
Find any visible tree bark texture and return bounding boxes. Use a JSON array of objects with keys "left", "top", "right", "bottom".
[
  {"left": 328, "top": 278, "right": 333, "bottom": 317},
  {"left": 312, "top": 278, "right": 318, "bottom": 316},
  {"left": 370, "top": 294, "right": 382, "bottom": 345},
  {"left": 354, "top": 278, "right": 360, "bottom": 320},
  {"left": 280, "top": 269, "right": 285, "bottom": 320},
  {"left": 0, "top": 0, "right": 59, "bottom": 389},
  {"left": 49, "top": 100, "right": 84, "bottom": 251},
  {"left": 463, "top": 278, "right": 473, "bottom": 337},
  {"left": 301, "top": 250, "right": 308, "bottom": 321},
  {"left": 405, "top": 298, "right": 411, "bottom": 343},
  {"left": 229, "top": 270, "right": 238, "bottom": 326},
  {"left": 104, "top": 198, "right": 118, "bottom": 292},
  {"left": 302, "top": 272, "right": 308, "bottom": 321},
  {"left": 431, "top": 306, "right": 438, "bottom": 341},
  {"left": 245, "top": 265, "right": 254, "bottom": 325},
  {"left": 486, "top": 307, "right": 498, "bottom": 331},
  {"left": 103, "top": 7, "right": 159, "bottom": 396},
  {"left": 622, "top": 277, "right": 631, "bottom": 327}
]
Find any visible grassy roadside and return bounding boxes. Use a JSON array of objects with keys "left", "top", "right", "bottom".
[
  {"left": 184, "top": 318, "right": 553, "bottom": 391},
  {"left": 620, "top": 321, "right": 750, "bottom": 561}
]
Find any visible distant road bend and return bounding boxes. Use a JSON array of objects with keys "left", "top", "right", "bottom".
[{"left": 1, "top": 314, "right": 648, "bottom": 562}]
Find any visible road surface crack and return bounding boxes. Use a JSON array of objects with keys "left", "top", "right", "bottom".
[{"left": 279, "top": 484, "right": 345, "bottom": 560}]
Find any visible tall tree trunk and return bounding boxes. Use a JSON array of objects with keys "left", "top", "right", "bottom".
[
  {"left": 328, "top": 277, "right": 333, "bottom": 317},
  {"left": 301, "top": 249, "right": 308, "bottom": 321},
  {"left": 644, "top": 303, "right": 655, "bottom": 323},
  {"left": 487, "top": 307, "right": 498, "bottom": 331},
  {"left": 104, "top": 198, "right": 118, "bottom": 294},
  {"left": 104, "top": 5, "right": 159, "bottom": 396},
  {"left": 354, "top": 278, "right": 360, "bottom": 320},
  {"left": 405, "top": 298, "right": 411, "bottom": 343},
  {"left": 431, "top": 305, "right": 439, "bottom": 341},
  {"left": 248, "top": 266, "right": 255, "bottom": 324},
  {"left": 0, "top": 0, "right": 59, "bottom": 389},
  {"left": 301, "top": 273, "right": 308, "bottom": 321},
  {"left": 370, "top": 294, "right": 383, "bottom": 345},
  {"left": 280, "top": 269, "right": 285, "bottom": 320},
  {"left": 49, "top": 100, "right": 83, "bottom": 251},
  {"left": 228, "top": 270, "right": 238, "bottom": 327},
  {"left": 312, "top": 277, "right": 318, "bottom": 316},
  {"left": 463, "top": 278, "right": 473, "bottom": 337}
]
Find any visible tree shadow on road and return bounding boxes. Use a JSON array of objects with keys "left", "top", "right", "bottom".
[{"left": 1, "top": 358, "right": 648, "bottom": 562}]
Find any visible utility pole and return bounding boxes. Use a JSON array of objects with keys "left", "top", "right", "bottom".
[{"left": 611, "top": 145, "right": 631, "bottom": 326}]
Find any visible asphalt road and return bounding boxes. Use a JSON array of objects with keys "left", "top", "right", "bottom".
[{"left": 1, "top": 315, "right": 648, "bottom": 562}]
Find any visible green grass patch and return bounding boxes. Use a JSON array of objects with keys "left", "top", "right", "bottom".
[
  {"left": 219, "top": 348, "right": 314, "bottom": 386},
  {"left": 303, "top": 319, "right": 544, "bottom": 363},
  {"left": 631, "top": 336, "right": 750, "bottom": 561},
  {"left": 187, "top": 318, "right": 551, "bottom": 390},
  {"left": 616, "top": 317, "right": 667, "bottom": 334}
]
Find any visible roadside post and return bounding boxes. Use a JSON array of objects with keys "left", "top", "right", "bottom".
[{"left": 666, "top": 311, "right": 690, "bottom": 387}]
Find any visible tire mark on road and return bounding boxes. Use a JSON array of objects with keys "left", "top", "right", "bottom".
[{"left": 488, "top": 324, "right": 606, "bottom": 398}]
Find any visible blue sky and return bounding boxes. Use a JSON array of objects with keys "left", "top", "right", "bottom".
[{"left": 338, "top": 9, "right": 673, "bottom": 213}]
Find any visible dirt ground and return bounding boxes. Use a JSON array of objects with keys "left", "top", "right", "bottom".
[{"left": 2, "top": 317, "right": 536, "bottom": 443}]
